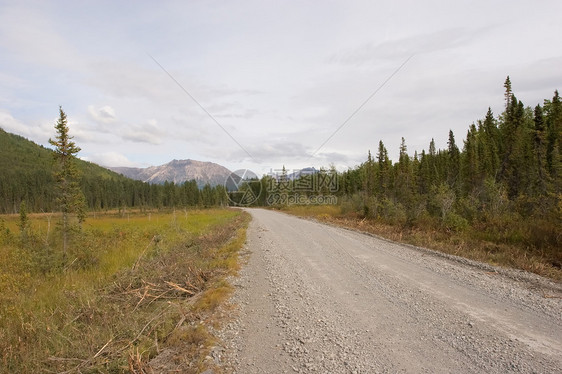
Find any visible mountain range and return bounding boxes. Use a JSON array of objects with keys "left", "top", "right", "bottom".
[{"left": 109, "top": 159, "right": 232, "bottom": 187}]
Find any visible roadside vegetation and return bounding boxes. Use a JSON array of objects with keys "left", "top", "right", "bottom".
[{"left": 0, "top": 208, "right": 249, "bottom": 373}]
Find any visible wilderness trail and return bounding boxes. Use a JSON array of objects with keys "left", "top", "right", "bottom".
[{"left": 216, "top": 208, "right": 562, "bottom": 373}]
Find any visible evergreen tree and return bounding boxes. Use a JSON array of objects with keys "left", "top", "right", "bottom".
[
  {"left": 545, "top": 90, "right": 562, "bottom": 177},
  {"left": 478, "top": 108, "right": 500, "bottom": 179},
  {"left": 376, "top": 140, "right": 391, "bottom": 195},
  {"left": 427, "top": 138, "right": 440, "bottom": 187},
  {"left": 49, "top": 107, "right": 86, "bottom": 256},
  {"left": 498, "top": 94, "right": 528, "bottom": 197},
  {"left": 363, "top": 150, "right": 375, "bottom": 198},
  {"left": 504, "top": 76, "right": 512, "bottom": 109},
  {"left": 417, "top": 150, "right": 430, "bottom": 195},
  {"left": 462, "top": 124, "right": 480, "bottom": 193},
  {"left": 395, "top": 138, "right": 415, "bottom": 207},
  {"left": 533, "top": 105, "right": 547, "bottom": 194},
  {"left": 447, "top": 130, "right": 460, "bottom": 190}
]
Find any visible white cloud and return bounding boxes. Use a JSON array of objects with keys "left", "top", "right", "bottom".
[
  {"left": 88, "top": 105, "right": 116, "bottom": 124},
  {"left": 0, "top": 109, "right": 28, "bottom": 134},
  {"left": 0, "top": 109, "right": 52, "bottom": 144},
  {"left": 121, "top": 120, "right": 163, "bottom": 145},
  {"left": 329, "top": 28, "right": 483, "bottom": 65},
  {"left": 83, "top": 151, "right": 138, "bottom": 167}
]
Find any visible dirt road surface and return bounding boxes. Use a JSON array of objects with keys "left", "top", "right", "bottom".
[{"left": 216, "top": 209, "right": 562, "bottom": 373}]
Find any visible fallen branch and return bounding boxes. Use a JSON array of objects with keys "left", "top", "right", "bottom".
[
  {"left": 164, "top": 281, "right": 196, "bottom": 296},
  {"left": 92, "top": 337, "right": 113, "bottom": 359}
]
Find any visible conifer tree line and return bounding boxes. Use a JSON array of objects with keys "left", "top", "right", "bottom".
[
  {"left": 337, "top": 78, "right": 559, "bottom": 243},
  {"left": 0, "top": 169, "right": 227, "bottom": 214}
]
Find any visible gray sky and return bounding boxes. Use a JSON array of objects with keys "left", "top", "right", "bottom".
[{"left": 1, "top": 0, "right": 561, "bottom": 176}]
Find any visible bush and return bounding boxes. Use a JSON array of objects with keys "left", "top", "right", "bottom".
[
  {"left": 0, "top": 219, "right": 13, "bottom": 245},
  {"left": 379, "top": 198, "right": 407, "bottom": 226},
  {"left": 443, "top": 212, "right": 469, "bottom": 232},
  {"left": 456, "top": 195, "right": 479, "bottom": 223},
  {"left": 340, "top": 193, "right": 364, "bottom": 215}
]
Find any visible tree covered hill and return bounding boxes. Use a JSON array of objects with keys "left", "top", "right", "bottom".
[
  {"left": 0, "top": 127, "right": 121, "bottom": 180},
  {"left": 0, "top": 128, "right": 226, "bottom": 213}
]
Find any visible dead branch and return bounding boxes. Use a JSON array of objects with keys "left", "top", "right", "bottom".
[
  {"left": 164, "top": 281, "right": 196, "bottom": 296},
  {"left": 92, "top": 337, "right": 113, "bottom": 359}
]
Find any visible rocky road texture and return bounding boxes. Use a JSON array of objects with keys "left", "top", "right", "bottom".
[{"left": 215, "top": 209, "right": 562, "bottom": 373}]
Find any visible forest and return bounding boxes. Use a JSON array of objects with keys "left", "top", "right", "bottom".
[
  {"left": 337, "top": 77, "right": 561, "bottom": 229},
  {"left": 0, "top": 128, "right": 228, "bottom": 214}
]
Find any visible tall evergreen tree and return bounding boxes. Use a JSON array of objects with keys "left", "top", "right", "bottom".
[
  {"left": 462, "top": 124, "right": 480, "bottom": 193},
  {"left": 49, "top": 107, "right": 86, "bottom": 256},
  {"left": 478, "top": 108, "right": 500, "bottom": 179},
  {"left": 498, "top": 94, "right": 527, "bottom": 197},
  {"left": 376, "top": 140, "right": 391, "bottom": 195},
  {"left": 395, "top": 137, "right": 415, "bottom": 206},
  {"left": 504, "top": 76, "right": 512, "bottom": 109},
  {"left": 426, "top": 138, "right": 441, "bottom": 187},
  {"left": 363, "top": 150, "right": 375, "bottom": 197},
  {"left": 545, "top": 90, "right": 562, "bottom": 177},
  {"left": 447, "top": 130, "right": 460, "bottom": 190},
  {"left": 533, "top": 105, "right": 547, "bottom": 194}
]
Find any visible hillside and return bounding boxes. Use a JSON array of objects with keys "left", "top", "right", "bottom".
[
  {"left": 0, "top": 128, "right": 133, "bottom": 212},
  {"left": 0, "top": 127, "right": 124, "bottom": 179},
  {"left": 110, "top": 159, "right": 231, "bottom": 187}
]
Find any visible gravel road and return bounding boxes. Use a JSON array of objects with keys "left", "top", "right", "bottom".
[{"left": 215, "top": 208, "right": 562, "bottom": 373}]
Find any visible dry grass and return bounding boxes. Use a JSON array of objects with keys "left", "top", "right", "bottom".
[{"left": 0, "top": 208, "right": 250, "bottom": 373}]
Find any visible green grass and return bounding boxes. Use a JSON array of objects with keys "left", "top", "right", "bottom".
[{"left": 0, "top": 208, "right": 249, "bottom": 373}]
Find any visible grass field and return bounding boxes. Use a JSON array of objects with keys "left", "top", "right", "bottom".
[
  {"left": 277, "top": 205, "right": 562, "bottom": 281},
  {"left": 0, "top": 208, "right": 249, "bottom": 373}
]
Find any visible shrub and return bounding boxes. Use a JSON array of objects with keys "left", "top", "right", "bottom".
[
  {"left": 379, "top": 198, "right": 407, "bottom": 226},
  {"left": 443, "top": 212, "right": 469, "bottom": 232},
  {"left": 340, "top": 193, "right": 364, "bottom": 215}
]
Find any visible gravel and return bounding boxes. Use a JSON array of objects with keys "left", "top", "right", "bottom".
[{"left": 213, "top": 208, "right": 562, "bottom": 373}]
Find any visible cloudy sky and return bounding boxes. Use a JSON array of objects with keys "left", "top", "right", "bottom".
[{"left": 1, "top": 0, "right": 561, "bottom": 176}]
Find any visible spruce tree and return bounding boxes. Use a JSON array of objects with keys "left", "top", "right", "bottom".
[
  {"left": 395, "top": 137, "right": 414, "bottom": 207},
  {"left": 447, "top": 130, "right": 460, "bottom": 190},
  {"left": 49, "top": 107, "right": 86, "bottom": 256},
  {"left": 504, "top": 76, "right": 512, "bottom": 109},
  {"left": 462, "top": 124, "right": 480, "bottom": 193},
  {"left": 533, "top": 105, "right": 547, "bottom": 194},
  {"left": 376, "top": 140, "right": 391, "bottom": 195},
  {"left": 545, "top": 90, "right": 562, "bottom": 175},
  {"left": 478, "top": 108, "right": 500, "bottom": 178},
  {"left": 364, "top": 150, "right": 375, "bottom": 197}
]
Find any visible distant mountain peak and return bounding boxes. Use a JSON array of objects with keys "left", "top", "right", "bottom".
[{"left": 109, "top": 159, "right": 231, "bottom": 187}]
